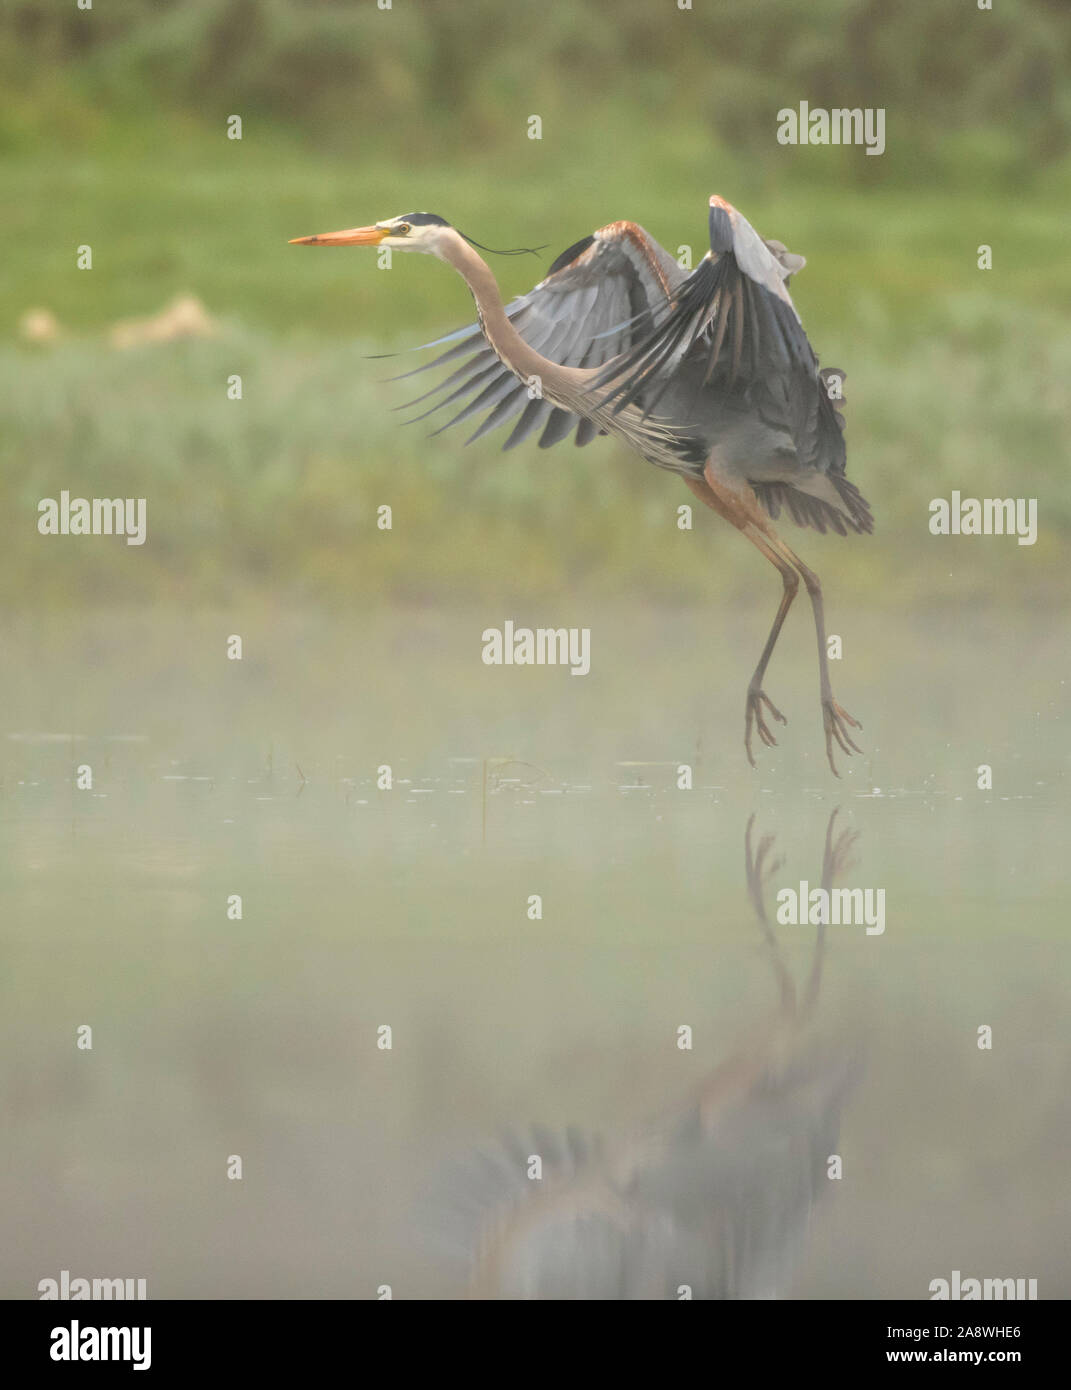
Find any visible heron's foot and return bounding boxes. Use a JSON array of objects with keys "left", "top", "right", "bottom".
[
  {"left": 745, "top": 686, "right": 787, "bottom": 767},
  {"left": 822, "top": 697, "right": 863, "bottom": 777}
]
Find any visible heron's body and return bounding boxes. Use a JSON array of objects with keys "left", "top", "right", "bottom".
[{"left": 292, "top": 196, "right": 871, "bottom": 771}]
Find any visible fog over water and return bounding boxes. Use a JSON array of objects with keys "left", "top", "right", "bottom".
[{"left": 2, "top": 606, "right": 1066, "bottom": 1297}]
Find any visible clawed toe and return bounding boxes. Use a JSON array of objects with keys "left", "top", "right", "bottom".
[
  {"left": 745, "top": 688, "right": 787, "bottom": 767},
  {"left": 823, "top": 699, "right": 863, "bottom": 776},
  {"left": 744, "top": 682, "right": 864, "bottom": 776}
]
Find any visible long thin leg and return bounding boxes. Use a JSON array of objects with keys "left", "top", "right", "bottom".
[
  {"left": 738, "top": 524, "right": 799, "bottom": 765},
  {"left": 682, "top": 472, "right": 862, "bottom": 772},
  {"left": 785, "top": 543, "right": 862, "bottom": 775},
  {"left": 753, "top": 529, "right": 863, "bottom": 776}
]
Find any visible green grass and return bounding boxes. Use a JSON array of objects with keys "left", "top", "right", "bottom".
[
  {"left": 5, "top": 107, "right": 1071, "bottom": 338},
  {"left": 3, "top": 113, "right": 1070, "bottom": 607},
  {"left": 5, "top": 293, "right": 1068, "bottom": 610}
]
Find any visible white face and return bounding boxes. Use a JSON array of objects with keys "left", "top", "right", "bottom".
[
  {"left": 289, "top": 214, "right": 454, "bottom": 256},
  {"left": 374, "top": 217, "right": 450, "bottom": 253}
]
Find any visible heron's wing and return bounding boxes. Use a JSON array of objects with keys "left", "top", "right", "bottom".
[
  {"left": 591, "top": 197, "right": 844, "bottom": 479},
  {"left": 634, "top": 1041, "right": 862, "bottom": 1299},
  {"left": 419, "top": 1125, "right": 610, "bottom": 1281},
  {"left": 392, "top": 222, "right": 685, "bottom": 450}
]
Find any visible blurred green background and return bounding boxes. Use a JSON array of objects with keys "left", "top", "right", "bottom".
[
  {"left": 2, "top": 0, "right": 1070, "bottom": 608},
  {"left": 3, "top": 2, "right": 1071, "bottom": 1303}
]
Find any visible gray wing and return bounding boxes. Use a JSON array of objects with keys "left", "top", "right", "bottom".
[
  {"left": 592, "top": 198, "right": 831, "bottom": 460},
  {"left": 392, "top": 222, "right": 685, "bottom": 450},
  {"left": 591, "top": 196, "right": 871, "bottom": 535},
  {"left": 422, "top": 1041, "right": 859, "bottom": 1299}
]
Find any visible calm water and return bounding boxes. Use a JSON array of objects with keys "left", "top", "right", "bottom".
[{"left": 2, "top": 606, "right": 1068, "bottom": 1298}]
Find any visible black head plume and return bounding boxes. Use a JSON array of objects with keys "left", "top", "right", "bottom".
[
  {"left": 398, "top": 212, "right": 544, "bottom": 258},
  {"left": 460, "top": 231, "right": 547, "bottom": 258}
]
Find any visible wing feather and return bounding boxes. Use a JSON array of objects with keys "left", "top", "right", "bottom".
[
  {"left": 374, "top": 199, "right": 870, "bottom": 536},
  {"left": 592, "top": 198, "right": 845, "bottom": 480},
  {"left": 392, "top": 222, "right": 684, "bottom": 451}
]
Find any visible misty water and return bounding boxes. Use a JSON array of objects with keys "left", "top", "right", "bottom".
[{"left": 2, "top": 605, "right": 1067, "bottom": 1298}]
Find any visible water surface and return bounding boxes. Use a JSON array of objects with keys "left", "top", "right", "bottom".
[{"left": 2, "top": 605, "right": 1067, "bottom": 1297}]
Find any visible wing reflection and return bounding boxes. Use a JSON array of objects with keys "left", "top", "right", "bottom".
[{"left": 432, "top": 810, "right": 864, "bottom": 1299}]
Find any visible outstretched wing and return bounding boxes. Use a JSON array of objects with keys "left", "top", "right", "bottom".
[
  {"left": 593, "top": 198, "right": 831, "bottom": 460},
  {"left": 591, "top": 196, "right": 871, "bottom": 535},
  {"left": 392, "top": 222, "right": 685, "bottom": 450}
]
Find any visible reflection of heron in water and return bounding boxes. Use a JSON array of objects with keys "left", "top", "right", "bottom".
[{"left": 430, "top": 811, "right": 862, "bottom": 1299}]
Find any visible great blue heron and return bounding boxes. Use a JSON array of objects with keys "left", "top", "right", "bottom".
[
  {"left": 291, "top": 197, "right": 872, "bottom": 773},
  {"left": 423, "top": 811, "right": 862, "bottom": 1299}
]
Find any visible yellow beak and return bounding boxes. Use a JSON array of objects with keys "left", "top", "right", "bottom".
[{"left": 289, "top": 225, "right": 388, "bottom": 247}]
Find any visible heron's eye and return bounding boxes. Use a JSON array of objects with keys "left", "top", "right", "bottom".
[{"left": 395, "top": 223, "right": 411, "bottom": 235}]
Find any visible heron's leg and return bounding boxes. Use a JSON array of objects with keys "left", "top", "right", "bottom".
[
  {"left": 763, "top": 534, "right": 863, "bottom": 776},
  {"left": 682, "top": 476, "right": 800, "bottom": 765},
  {"left": 689, "top": 454, "right": 864, "bottom": 773},
  {"left": 738, "top": 523, "right": 799, "bottom": 765}
]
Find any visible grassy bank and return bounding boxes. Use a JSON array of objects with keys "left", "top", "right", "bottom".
[
  {"left": 3, "top": 91, "right": 1069, "bottom": 609},
  {"left": 4, "top": 283, "right": 1068, "bottom": 610}
]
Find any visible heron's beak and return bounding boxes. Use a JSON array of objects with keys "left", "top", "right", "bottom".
[{"left": 289, "top": 225, "right": 388, "bottom": 247}]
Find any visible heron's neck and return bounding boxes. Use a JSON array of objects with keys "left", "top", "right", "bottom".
[{"left": 440, "top": 234, "right": 580, "bottom": 390}]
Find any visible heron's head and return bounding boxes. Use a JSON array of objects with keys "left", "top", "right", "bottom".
[
  {"left": 290, "top": 212, "right": 542, "bottom": 261},
  {"left": 290, "top": 212, "right": 455, "bottom": 256}
]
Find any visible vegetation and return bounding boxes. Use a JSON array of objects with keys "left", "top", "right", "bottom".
[{"left": 3, "top": 0, "right": 1069, "bottom": 608}]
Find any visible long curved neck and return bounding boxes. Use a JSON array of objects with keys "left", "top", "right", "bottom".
[{"left": 438, "top": 231, "right": 584, "bottom": 392}]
